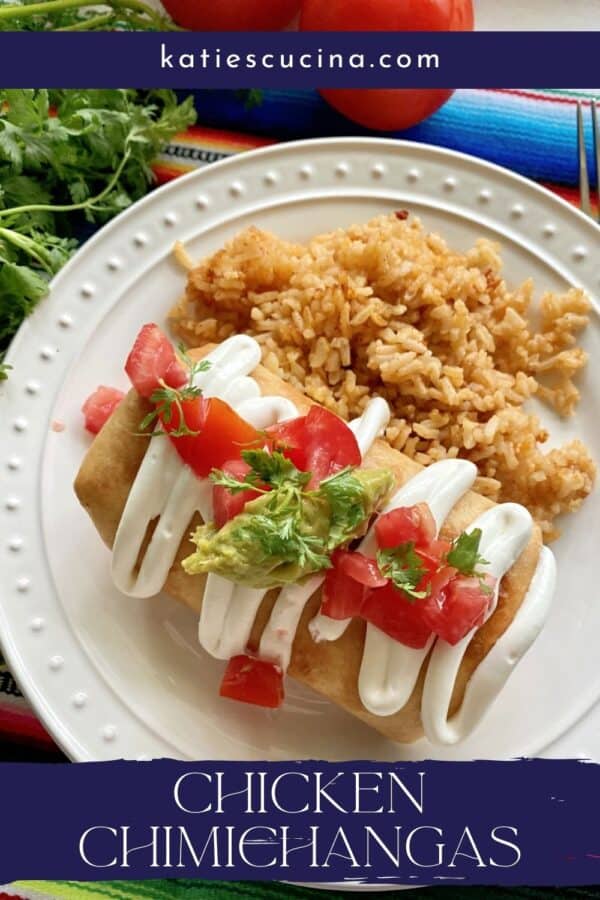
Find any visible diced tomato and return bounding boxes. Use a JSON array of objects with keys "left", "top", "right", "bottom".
[
  {"left": 421, "top": 574, "right": 495, "bottom": 646},
  {"left": 427, "top": 538, "right": 453, "bottom": 559},
  {"left": 304, "top": 406, "right": 361, "bottom": 485},
  {"left": 213, "top": 458, "right": 263, "bottom": 528},
  {"left": 219, "top": 655, "right": 284, "bottom": 709},
  {"left": 125, "top": 323, "right": 187, "bottom": 399},
  {"left": 338, "top": 550, "right": 388, "bottom": 588},
  {"left": 268, "top": 406, "right": 361, "bottom": 485},
  {"left": 375, "top": 503, "right": 437, "bottom": 550},
  {"left": 81, "top": 385, "right": 124, "bottom": 435},
  {"left": 361, "top": 582, "right": 432, "bottom": 649},
  {"left": 267, "top": 416, "right": 308, "bottom": 471},
  {"left": 161, "top": 396, "right": 262, "bottom": 478},
  {"left": 421, "top": 563, "right": 457, "bottom": 601},
  {"left": 321, "top": 562, "right": 367, "bottom": 620}
]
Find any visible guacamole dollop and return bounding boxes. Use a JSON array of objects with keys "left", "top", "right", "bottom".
[{"left": 182, "top": 467, "right": 394, "bottom": 589}]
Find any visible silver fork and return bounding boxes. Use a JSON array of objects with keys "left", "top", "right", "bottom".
[{"left": 577, "top": 99, "right": 600, "bottom": 222}]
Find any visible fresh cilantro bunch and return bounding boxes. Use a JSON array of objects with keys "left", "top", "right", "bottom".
[
  {"left": 0, "top": 89, "right": 196, "bottom": 377},
  {"left": 0, "top": 0, "right": 178, "bottom": 31}
]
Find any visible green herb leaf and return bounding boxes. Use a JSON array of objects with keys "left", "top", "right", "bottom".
[
  {"left": 319, "top": 468, "right": 370, "bottom": 548},
  {"left": 240, "top": 449, "right": 310, "bottom": 489},
  {"left": 142, "top": 352, "right": 211, "bottom": 437},
  {"left": 446, "top": 528, "right": 489, "bottom": 577},
  {"left": 209, "top": 469, "right": 261, "bottom": 495},
  {"left": 0, "top": 358, "right": 11, "bottom": 380},
  {"left": 376, "top": 542, "right": 429, "bottom": 602}
]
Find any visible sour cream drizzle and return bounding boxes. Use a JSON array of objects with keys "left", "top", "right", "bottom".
[
  {"left": 200, "top": 397, "right": 392, "bottom": 664},
  {"left": 112, "top": 335, "right": 263, "bottom": 597},
  {"left": 110, "top": 334, "right": 556, "bottom": 746},
  {"left": 312, "top": 457, "right": 556, "bottom": 744}
]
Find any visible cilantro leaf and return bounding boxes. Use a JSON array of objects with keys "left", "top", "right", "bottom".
[
  {"left": 240, "top": 449, "right": 311, "bottom": 490},
  {"left": 319, "top": 468, "right": 370, "bottom": 548},
  {"left": 140, "top": 351, "right": 211, "bottom": 437},
  {"left": 376, "top": 542, "right": 429, "bottom": 602},
  {"left": 446, "top": 528, "right": 489, "bottom": 577},
  {"left": 209, "top": 470, "right": 257, "bottom": 495}
]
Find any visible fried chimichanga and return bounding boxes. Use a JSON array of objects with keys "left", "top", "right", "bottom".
[{"left": 75, "top": 345, "right": 548, "bottom": 745}]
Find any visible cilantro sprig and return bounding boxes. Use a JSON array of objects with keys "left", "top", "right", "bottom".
[
  {"left": 446, "top": 528, "right": 489, "bottom": 575},
  {"left": 376, "top": 542, "right": 429, "bottom": 602},
  {"left": 139, "top": 345, "right": 211, "bottom": 438},
  {"left": 446, "top": 528, "right": 492, "bottom": 594}
]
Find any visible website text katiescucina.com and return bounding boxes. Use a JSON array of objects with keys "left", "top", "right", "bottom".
[{"left": 159, "top": 44, "right": 441, "bottom": 73}]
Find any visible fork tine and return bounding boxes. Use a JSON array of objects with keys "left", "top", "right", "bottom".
[
  {"left": 592, "top": 99, "right": 600, "bottom": 223},
  {"left": 577, "top": 101, "right": 592, "bottom": 218}
]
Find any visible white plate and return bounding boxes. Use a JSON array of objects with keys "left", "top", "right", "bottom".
[{"left": 0, "top": 137, "right": 599, "bottom": 765}]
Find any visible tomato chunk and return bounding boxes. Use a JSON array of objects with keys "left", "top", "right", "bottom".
[
  {"left": 304, "top": 406, "right": 361, "bottom": 484},
  {"left": 81, "top": 385, "right": 124, "bottom": 435},
  {"left": 161, "top": 396, "right": 262, "bottom": 478},
  {"left": 219, "top": 655, "right": 284, "bottom": 709},
  {"left": 268, "top": 406, "right": 361, "bottom": 485},
  {"left": 125, "top": 323, "right": 187, "bottom": 399},
  {"left": 421, "top": 574, "right": 495, "bottom": 646},
  {"left": 213, "top": 458, "right": 263, "bottom": 528},
  {"left": 361, "top": 582, "right": 432, "bottom": 649},
  {"left": 338, "top": 550, "right": 388, "bottom": 588},
  {"left": 375, "top": 503, "right": 436, "bottom": 550},
  {"left": 267, "top": 416, "right": 308, "bottom": 471},
  {"left": 321, "top": 563, "right": 367, "bottom": 620}
]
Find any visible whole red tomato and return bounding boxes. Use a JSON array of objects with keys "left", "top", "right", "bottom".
[
  {"left": 300, "top": 0, "right": 474, "bottom": 131},
  {"left": 162, "top": 0, "right": 301, "bottom": 30}
]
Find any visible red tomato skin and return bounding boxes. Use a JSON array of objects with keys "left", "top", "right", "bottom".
[
  {"left": 304, "top": 405, "right": 362, "bottom": 484},
  {"left": 219, "top": 655, "right": 284, "bottom": 709},
  {"left": 213, "top": 459, "right": 263, "bottom": 528},
  {"left": 362, "top": 582, "right": 432, "bottom": 649},
  {"left": 338, "top": 550, "right": 388, "bottom": 588},
  {"left": 321, "top": 88, "right": 454, "bottom": 132},
  {"left": 321, "top": 559, "right": 367, "bottom": 620},
  {"left": 161, "top": 0, "right": 300, "bottom": 31},
  {"left": 268, "top": 406, "right": 361, "bottom": 484},
  {"left": 300, "top": 0, "right": 473, "bottom": 131},
  {"left": 300, "top": 0, "right": 473, "bottom": 31},
  {"left": 125, "top": 323, "right": 187, "bottom": 399},
  {"left": 267, "top": 416, "right": 308, "bottom": 470},
  {"left": 162, "top": 397, "right": 262, "bottom": 478},
  {"left": 422, "top": 574, "right": 494, "bottom": 645},
  {"left": 82, "top": 385, "right": 125, "bottom": 434},
  {"left": 375, "top": 503, "right": 436, "bottom": 550},
  {"left": 428, "top": 538, "right": 453, "bottom": 559}
]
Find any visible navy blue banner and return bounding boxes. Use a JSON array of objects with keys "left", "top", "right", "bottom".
[
  {"left": 0, "top": 32, "right": 598, "bottom": 89},
  {"left": 0, "top": 759, "right": 599, "bottom": 885}
]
